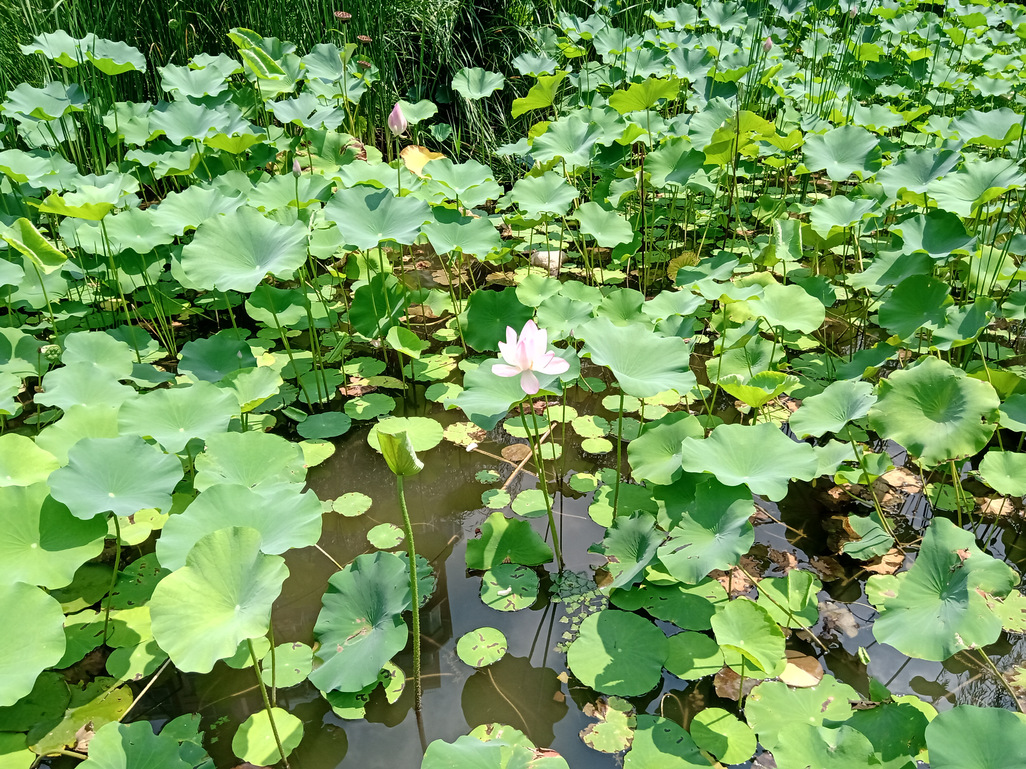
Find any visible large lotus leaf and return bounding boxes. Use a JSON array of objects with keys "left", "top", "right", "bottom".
[
  {"left": 310, "top": 551, "right": 411, "bottom": 693},
  {"left": 802, "top": 125, "right": 882, "bottom": 181},
  {"left": 509, "top": 171, "right": 579, "bottom": 219},
  {"left": 978, "top": 450, "right": 1026, "bottom": 496},
  {"left": 178, "top": 334, "right": 257, "bottom": 383},
  {"left": 452, "top": 359, "right": 567, "bottom": 430},
  {"left": 61, "top": 331, "right": 135, "bottom": 379},
  {"left": 867, "top": 356, "right": 999, "bottom": 468},
  {"left": 179, "top": 207, "right": 308, "bottom": 292},
  {"left": 771, "top": 724, "right": 878, "bottom": 769},
  {"left": 950, "top": 108, "right": 1023, "bottom": 148},
  {"left": 747, "top": 283, "right": 825, "bottom": 334},
  {"left": 679, "top": 422, "right": 818, "bottom": 501},
  {"left": 876, "top": 147, "right": 960, "bottom": 196},
  {"left": 591, "top": 512, "right": 661, "bottom": 590},
  {"left": 461, "top": 289, "right": 534, "bottom": 352},
  {"left": 567, "top": 610, "right": 668, "bottom": 696},
  {"left": 645, "top": 138, "right": 707, "bottom": 190},
  {"left": 531, "top": 116, "right": 602, "bottom": 171},
  {"left": 716, "top": 371, "right": 797, "bottom": 408},
  {"left": 869, "top": 517, "right": 1016, "bottom": 661},
  {"left": 628, "top": 412, "right": 704, "bottom": 485},
  {"left": 466, "top": 512, "right": 553, "bottom": 570},
  {"left": 452, "top": 67, "right": 505, "bottom": 100},
  {"left": 117, "top": 382, "right": 237, "bottom": 454},
  {"left": 573, "top": 202, "right": 633, "bottom": 248},
  {"left": 149, "top": 187, "right": 246, "bottom": 236},
  {"left": 927, "top": 157, "right": 1026, "bottom": 218},
  {"left": 711, "top": 597, "right": 785, "bottom": 677},
  {"left": 422, "top": 724, "right": 570, "bottom": 769},
  {"left": 367, "top": 416, "right": 444, "bottom": 453},
  {"left": 0, "top": 582, "right": 66, "bottom": 706},
  {"left": 422, "top": 215, "right": 501, "bottom": 259},
  {"left": 608, "top": 77, "right": 679, "bottom": 114},
  {"left": 877, "top": 274, "right": 952, "bottom": 339},
  {"left": 35, "top": 405, "right": 120, "bottom": 464},
  {"left": 891, "top": 210, "right": 975, "bottom": 260},
  {"left": 194, "top": 431, "right": 306, "bottom": 491},
  {"left": 808, "top": 196, "right": 880, "bottom": 238},
  {"left": 148, "top": 100, "right": 230, "bottom": 145},
  {"left": 1, "top": 82, "right": 87, "bottom": 120},
  {"left": 746, "top": 676, "right": 859, "bottom": 750},
  {"left": 159, "top": 63, "right": 231, "bottom": 99},
  {"left": 156, "top": 483, "right": 322, "bottom": 570},
  {"left": 324, "top": 187, "right": 430, "bottom": 250},
  {"left": 926, "top": 705, "right": 1026, "bottom": 769},
  {"left": 789, "top": 379, "right": 877, "bottom": 438},
  {"left": 0, "top": 483, "right": 106, "bottom": 589},
  {"left": 349, "top": 273, "right": 408, "bottom": 338},
  {"left": 580, "top": 318, "right": 695, "bottom": 398},
  {"left": 150, "top": 526, "right": 287, "bottom": 673},
  {"left": 611, "top": 578, "right": 727, "bottom": 632},
  {"left": 79, "top": 721, "right": 189, "bottom": 769},
  {"left": 0, "top": 434, "right": 59, "bottom": 487},
  {"left": 48, "top": 436, "right": 185, "bottom": 520},
  {"left": 34, "top": 365, "right": 136, "bottom": 411},
  {"left": 658, "top": 479, "right": 755, "bottom": 584},
  {"left": 623, "top": 716, "right": 711, "bottom": 769},
  {"left": 421, "top": 158, "right": 502, "bottom": 208}
]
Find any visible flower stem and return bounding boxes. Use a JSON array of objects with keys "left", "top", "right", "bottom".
[
  {"left": 396, "top": 475, "right": 423, "bottom": 710},
  {"left": 519, "top": 402, "right": 564, "bottom": 570},
  {"left": 248, "top": 638, "right": 290, "bottom": 769}
]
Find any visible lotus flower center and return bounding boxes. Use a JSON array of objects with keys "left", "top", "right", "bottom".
[{"left": 108, "top": 492, "right": 115, "bottom": 497}]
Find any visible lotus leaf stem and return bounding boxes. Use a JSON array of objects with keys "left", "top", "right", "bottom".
[
  {"left": 396, "top": 475, "right": 423, "bottom": 711},
  {"left": 248, "top": 637, "right": 291, "bottom": 769}
]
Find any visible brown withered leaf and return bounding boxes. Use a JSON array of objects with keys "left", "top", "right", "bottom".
[
  {"left": 779, "top": 651, "right": 824, "bottom": 688},
  {"left": 767, "top": 548, "right": 799, "bottom": 573},
  {"left": 862, "top": 548, "right": 904, "bottom": 575},
  {"left": 711, "top": 565, "right": 757, "bottom": 597},
  {"left": 808, "top": 555, "right": 846, "bottom": 582},
  {"left": 877, "top": 467, "right": 923, "bottom": 494},
  {"left": 501, "top": 444, "right": 532, "bottom": 463},
  {"left": 820, "top": 600, "right": 860, "bottom": 638},
  {"left": 713, "top": 666, "right": 758, "bottom": 701},
  {"left": 979, "top": 497, "right": 1020, "bottom": 518},
  {"left": 338, "top": 378, "right": 377, "bottom": 397}
]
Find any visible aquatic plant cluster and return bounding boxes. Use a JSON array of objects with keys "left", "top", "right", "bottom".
[{"left": 2, "top": 0, "right": 1026, "bottom": 766}]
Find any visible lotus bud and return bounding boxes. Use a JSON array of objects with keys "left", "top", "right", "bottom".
[
  {"left": 763, "top": 37, "right": 772, "bottom": 53},
  {"left": 387, "top": 103, "right": 407, "bottom": 137},
  {"left": 292, "top": 157, "right": 302, "bottom": 177}
]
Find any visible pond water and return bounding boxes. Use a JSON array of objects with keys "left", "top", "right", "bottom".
[{"left": 119, "top": 387, "right": 1026, "bottom": 768}]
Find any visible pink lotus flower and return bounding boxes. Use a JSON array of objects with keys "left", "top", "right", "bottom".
[
  {"left": 494, "top": 320, "right": 570, "bottom": 395},
  {"left": 387, "top": 103, "right": 407, "bottom": 136}
]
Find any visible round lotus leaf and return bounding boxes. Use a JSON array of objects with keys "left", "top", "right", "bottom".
[
  {"left": 511, "top": 488, "right": 547, "bottom": 518},
  {"left": 926, "top": 704, "right": 1026, "bottom": 769},
  {"left": 0, "top": 671, "right": 69, "bottom": 733},
  {"left": 711, "top": 598, "right": 786, "bottom": 678},
  {"left": 0, "top": 482, "right": 106, "bottom": 588},
  {"left": 232, "top": 707, "right": 303, "bottom": 766},
  {"left": 149, "top": 526, "right": 288, "bottom": 673},
  {"left": 802, "top": 124, "right": 882, "bottom": 181},
  {"left": 476, "top": 469, "right": 501, "bottom": 484},
  {"left": 331, "top": 492, "right": 372, "bottom": 517},
  {"left": 581, "top": 437, "right": 613, "bottom": 454},
  {"left": 745, "top": 676, "right": 859, "bottom": 751},
  {"left": 344, "top": 393, "right": 396, "bottom": 420},
  {"left": 260, "top": 642, "right": 313, "bottom": 689},
  {"left": 367, "top": 522, "right": 404, "bottom": 549},
  {"left": 178, "top": 334, "right": 257, "bottom": 383},
  {"left": 568, "top": 472, "right": 599, "bottom": 493},
  {"left": 581, "top": 318, "right": 695, "bottom": 398},
  {"left": 156, "top": 483, "right": 323, "bottom": 571},
  {"left": 789, "top": 379, "right": 877, "bottom": 438},
  {"left": 35, "top": 365, "right": 137, "bottom": 412},
  {"left": 105, "top": 639, "right": 167, "bottom": 684},
  {"left": 868, "top": 517, "right": 1016, "bottom": 661},
  {"left": 456, "top": 627, "right": 508, "bottom": 667},
  {"left": 480, "top": 564, "right": 539, "bottom": 611},
  {"left": 592, "top": 512, "right": 661, "bottom": 590},
  {"left": 689, "top": 707, "right": 755, "bottom": 765},
  {"left": 195, "top": 431, "right": 307, "bottom": 491},
  {"left": 627, "top": 412, "right": 704, "bottom": 486},
  {"left": 571, "top": 415, "right": 609, "bottom": 438},
  {"left": 117, "top": 381, "right": 237, "bottom": 454},
  {"left": 567, "top": 610, "right": 668, "bottom": 696},
  {"left": 79, "top": 720, "right": 189, "bottom": 769},
  {"left": 466, "top": 512, "right": 553, "bottom": 570},
  {"left": 48, "top": 436, "right": 185, "bottom": 520},
  {"left": 0, "top": 582, "right": 66, "bottom": 706},
  {"left": 0, "top": 434, "right": 59, "bottom": 488},
  {"left": 28, "top": 675, "right": 133, "bottom": 756},
  {"left": 423, "top": 724, "right": 569, "bottom": 769},
  {"left": 297, "top": 412, "right": 352, "bottom": 439},
  {"left": 367, "top": 416, "right": 443, "bottom": 453},
  {"left": 509, "top": 170, "right": 579, "bottom": 219},
  {"left": 978, "top": 450, "right": 1026, "bottom": 496},
  {"left": 755, "top": 570, "right": 821, "bottom": 628},
  {"left": 481, "top": 489, "right": 511, "bottom": 509},
  {"left": 426, "top": 381, "right": 463, "bottom": 403},
  {"left": 299, "top": 438, "right": 335, "bottom": 467},
  {"left": 663, "top": 631, "right": 723, "bottom": 680},
  {"left": 179, "top": 206, "right": 309, "bottom": 293},
  {"left": 310, "top": 551, "right": 411, "bottom": 694},
  {"left": 869, "top": 356, "right": 999, "bottom": 468},
  {"left": 624, "top": 715, "right": 709, "bottom": 769},
  {"left": 452, "top": 67, "right": 505, "bottom": 100},
  {"left": 461, "top": 288, "right": 534, "bottom": 352}
]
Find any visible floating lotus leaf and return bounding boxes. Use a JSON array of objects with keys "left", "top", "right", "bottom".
[
  {"left": 567, "top": 610, "right": 668, "bottom": 696},
  {"left": 48, "top": 436, "right": 184, "bottom": 520},
  {"left": 926, "top": 704, "right": 1026, "bottom": 769},
  {"left": 232, "top": 708, "right": 303, "bottom": 766},
  {"left": 0, "top": 582, "right": 66, "bottom": 706},
  {"left": 194, "top": 431, "right": 306, "bottom": 491},
  {"left": 466, "top": 512, "right": 553, "bottom": 570},
  {"left": 711, "top": 598, "right": 785, "bottom": 678},
  {"left": 755, "top": 570, "right": 821, "bottom": 628},
  {"left": 978, "top": 450, "right": 1026, "bottom": 496},
  {"left": 663, "top": 631, "right": 723, "bottom": 680},
  {"left": 368, "top": 416, "right": 443, "bottom": 454},
  {"left": 0, "top": 483, "right": 106, "bottom": 589},
  {"left": 868, "top": 356, "right": 999, "bottom": 468},
  {"left": 679, "top": 422, "right": 818, "bottom": 501},
  {"left": 457, "top": 628, "right": 508, "bottom": 667},
  {"left": 260, "top": 642, "right": 313, "bottom": 688},
  {"left": 657, "top": 479, "right": 755, "bottom": 584},
  {"left": 422, "top": 723, "right": 569, "bottom": 769},
  {"left": 179, "top": 207, "right": 308, "bottom": 293},
  {"left": 157, "top": 483, "right": 322, "bottom": 570},
  {"left": 868, "top": 517, "right": 1017, "bottom": 661},
  {"left": 580, "top": 318, "right": 695, "bottom": 398},
  {"left": 689, "top": 708, "right": 756, "bottom": 766},
  {"left": 297, "top": 412, "right": 352, "bottom": 439},
  {"left": 771, "top": 723, "right": 878, "bottom": 769},
  {"left": 310, "top": 551, "right": 411, "bottom": 693},
  {"left": 150, "top": 526, "right": 288, "bottom": 673},
  {"left": 623, "top": 716, "right": 710, "bottom": 769},
  {"left": 789, "top": 379, "right": 877, "bottom": 438},
  {"left": 611, "top": 578, "right": 727, "bottom": 632},
  {"left": 480, "top": 564, "right": 539, "bottom": 611},
  {"left": 79, "top": 721, "right": 190, "bottom": 769},
  {"left": 452, "top": 67, "right": 505, "bottom": 100}
]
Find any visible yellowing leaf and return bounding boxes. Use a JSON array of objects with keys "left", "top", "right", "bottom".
[{"left": 400, "top": 145, "right": 445, "bottom": 177}]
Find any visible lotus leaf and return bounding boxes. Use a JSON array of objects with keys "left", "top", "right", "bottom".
[
  {"left": 789, "top": 379, "right": 876, "bottom": 438},
  {"left": 150, "top": 526, "right": 288, "bottom": 673},
  {"left": 868, "top": 517, "right": 1017, "bottom": 661},
  {"left": 755, "top": 570, "right": 821, "bottom": 628},
  {"left": 689, "top": 708, "right": 755, "bottom": 766},
  {"left": 623, "top": 716, "right": 710, "bottom": 768},
  {"left": 567, "top": 610, "right": 667, "bottom": 696},
  {"left": 233, "top": 708, "right": 303, "bottom": 765},
  {"left": 452, "top": 67, "right": 505, "bottom": 100},
  {"left": 194, "top": 431, "right": 306, "bottom": 491},
  {"left": 509, "top": 171, "right": 579, "bottom": 219},
  {"left": 466, "top": 512, "right": 552, "bottom": 570},
  {"left": 711, "top": 597, "right": 785, "bottom": 677},
  {"left": 978, "top": 450, "right": 1026, "bottom": 496},
  {"left": 461, "top": 289, "right": 534, "bottom": 352},
  {"left": 0, "top": 434, "right": 59, "bottom": 488},
  {"left": 926, "top": 704, "right": 1026, "bottom": 769},
  {"left": 79, "top": 721, "right": 189, "bottom": 769},
  {"left": 802, "top": 125, "right": 882, "bottom": 181},
  {"left": 0, "top": 582, "right": 66, "bottom": 706},
  {"left": 663, "top": 631, "right": 723, "bottom": 680},
  {"left": 867, "top": 356, "right": 999, "bottom": 467},
  {"left": 611, "top": 578, "right": 727, "bottom": 632},
  {"left": 580, "top": 318, "right": 695, "bottom": 398},
  {"left": 324, "top": 187, "right": 429, "bottom": 250},
  {"left": 422, "top": 723, "right": 569, "bottom": 769},
  {"left": 456, "top": 628, "right": 508, "bottom": 667},
  {"left": 480, "top": 564, "right": 539, "bottom": 611},
  {"left": 118, "top": 381, "right": 236, "bottom": 454},
  {"left": 591, "top": 512, "right": 662, "bottom": 590}
]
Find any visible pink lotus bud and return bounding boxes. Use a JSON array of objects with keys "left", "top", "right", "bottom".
[
  {"left": 387, "top": 103, "right": 407, "bottom": 137},
  {"left": 292, "top": 157, "right": 302, "bottom": 177},
  {"left": 763, "top": 37, "right": 772, "bottom": 53}
]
